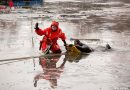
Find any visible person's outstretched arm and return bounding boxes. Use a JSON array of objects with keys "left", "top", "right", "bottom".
[
  {"left": 58, "top": 31, "right": 68, "bottom": 50},
  {"left": 34, "top": 23, "right": 47, "bottom": 36}
]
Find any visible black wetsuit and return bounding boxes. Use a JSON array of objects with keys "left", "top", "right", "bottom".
[
  {"left": 75, "top": 42, "right": 93, "bottom": 53},
  {"left": 74, "top": 39, "right": 111, "bottom": 53}
]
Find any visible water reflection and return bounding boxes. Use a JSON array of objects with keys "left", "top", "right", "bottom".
[
  {"left": 34, "top": 55, "right": 66, "bottom": 89},
  {"left": 0, "top": 20, "right": 16, "bottom": 29},
  {"left": 34, "top": 50, "right": 89, "bottom": 89}
]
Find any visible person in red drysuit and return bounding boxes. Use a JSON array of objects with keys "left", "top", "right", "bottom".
[
  {"left": 35, "top": 21, "right": 67, "bottom": 53},
  {"left": 8, "top": 0, "right": 14, "bottom": 9}
]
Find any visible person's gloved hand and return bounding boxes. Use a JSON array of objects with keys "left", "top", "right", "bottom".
[
  {"left": 62, "top": 40, "right": 67, "bottom": 50},
  {"left": 34, "top": 23, "right": 39, "bottom": 30},
  {"left": 64, "top": 44, "right": 68, "bottom": 50}
]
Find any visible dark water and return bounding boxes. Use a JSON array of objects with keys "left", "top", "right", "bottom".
[{"left": 0, "top": 0, "right": 130, "bottom": 90}]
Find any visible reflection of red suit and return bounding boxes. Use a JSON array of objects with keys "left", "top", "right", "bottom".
[
  {"left": 39, "top": 58, "right": 62, "bottom": 80},
  {"left": 34, "top": 57, "right": 66, "bottom": 88},
  {"left": 35, "top": 21, "right": 66, "bottom": 53}
]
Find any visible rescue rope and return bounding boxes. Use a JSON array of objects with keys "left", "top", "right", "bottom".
[{"left": 70, "top": 38, "right": 100, "bottom": 41}]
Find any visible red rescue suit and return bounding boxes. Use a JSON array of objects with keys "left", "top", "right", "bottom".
[
  {"left": 8, "top": 0, "right": 14, "bottom": 8},
  {"left": 35, "top": 21, "right": 66, "bottom": 53}
]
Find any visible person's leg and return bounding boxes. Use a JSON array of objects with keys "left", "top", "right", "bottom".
[
  {"left": 51, "top": 43, "right": 62, "bottom": 53},
  {"left": 41, "top": 41, "right": 48, "bottom": 52}
]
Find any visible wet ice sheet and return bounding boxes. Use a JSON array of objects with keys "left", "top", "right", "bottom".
[{"left": 0, "top": 0, "right": 130, "bottom": 90}]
